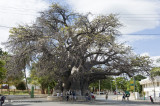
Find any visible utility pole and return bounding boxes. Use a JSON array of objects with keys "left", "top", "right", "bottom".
[
  {"left": 110, "top": 80, "right": 112, "bottom": 94},
  {"left": 115, "top": 77, "right": 118, "bottom": 100},
  {"left": 133, "top": 76, "right": 136, "bottom": 100},
  {"left": 99, "top": 80, "right": 101, "bottom": 95}
]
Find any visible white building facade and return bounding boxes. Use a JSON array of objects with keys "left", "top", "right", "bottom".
[{"left": 140, "top": 76, "right": 160, "bottom": 98}]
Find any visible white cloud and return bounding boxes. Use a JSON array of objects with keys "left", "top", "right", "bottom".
[
  {"left": 66, "top": 0, "right": 160, "bottom": 34},
  {"left": 140, "top": 52, "right": 160, "bottom": 67},
  {"left": 0, "top": 0, "right": 49, "bottom": 49},
  {"left": 140, "top": 52, "right": 150, "bottom": 57},
  {"left": 118, "top": 35, "right": 160, "bottom": 43},
  {"left": 151, "top": 56, "right": 160, "bottom": 67}
]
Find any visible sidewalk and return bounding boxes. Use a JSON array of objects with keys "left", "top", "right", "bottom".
[{"left": 5, "top": 98, "right": 49, "bottom": 103}]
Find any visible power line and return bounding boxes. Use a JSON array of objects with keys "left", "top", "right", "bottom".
[
  {"left": 0, "top": 25, "right": 12, "bottom": 28},
  {"left": 0, "top": 25, "right": 160, "bottom": 36},
  {"left": 121, "top": 34, "right": 160, "bottom": 35},
  {"left": 0, "top": 6, "right": 41, "bottom": 12},
  {"left": 0, "top": 6, "right": 160, "bottom": 17},
  {"left": 123, "top": 17, "right": 160, "bottom": 18}
]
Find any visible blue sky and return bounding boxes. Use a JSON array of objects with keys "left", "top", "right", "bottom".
[
  {"left": 129, "top": 27, "right": 160, "bottom": 56},
  {"left": 0, "top": 0, "right": 160, "bottom": 66}
]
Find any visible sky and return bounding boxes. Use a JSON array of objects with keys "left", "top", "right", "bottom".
[{"left": 0, "top": 0, "right": 160, "bottom": 66}]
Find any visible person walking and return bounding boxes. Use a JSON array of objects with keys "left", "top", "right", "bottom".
[
  {"left": 91, "top": 92, "right": 95, "bottom": 101},
  {"left": 66, "top": 91, "right": 70, "bottom": 101},
  {"left": 72, "top": 91, "right": 76, "bottom": 101},
  {"left": 149, "top": 96, "right": 154, "bottom": 104},
  {"left": 125, "top": 91, "right": 130, "bottom": 101},
  {"left": 105, "top": 92, "right": 108, "bottom": 100},
  {"left": 85, "top": 92, "right": 89, "bottom": 101},
  {"left": 122, "top": 93, "right": 125, "bottom": 101},
  {"left": 0, "top": 94, "right": 6, "bottom": 106}
]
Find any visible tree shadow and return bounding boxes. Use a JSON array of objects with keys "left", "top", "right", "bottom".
[
  {"left": 4, "top": 103, "right": 31, "bottom": 106},
  {"left": 58, "top": 100, "right": 160, "bottom": 105}
]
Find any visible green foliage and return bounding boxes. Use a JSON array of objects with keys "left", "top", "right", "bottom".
[
  {"left": 0, "top": 48, "right": 7, "bottom": 83},
  {"left": 135, "top": 80, "right": 142, "bottom": 93},
  {"left": 89, "top": 75, "right": 145, "bottom": 93},
  {"left": 1, "top": 90, "right": 29, "bottom": 95},
  {"left": 29, "top": 63, "right": 56, "bottom": 92},
  {"left": 134, "top": 75, "right": 146, "bottom": 81},
  {"left": 89, "top": 77, "right": 114, "bottom": 91},
  {"left": 150, "top": 67, "right": 160, "bottom": 77},
  {"left": 0, "top": 60, "right": 6, "bottom": 80},
  {"left": 16, "top": 81, "right": 26, "bottom": 90},
  {"left": 0, "top": 48, "right": 2, "bottom": 55},
  {"left": 28, "top": 67, "right": 39, "bottom": 86},
  {"left": 114, "top": 77, "right": 128, "bottom": 91}
]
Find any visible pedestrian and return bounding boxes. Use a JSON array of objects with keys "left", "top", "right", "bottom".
[
  {"left": 122, "top": 93, "right": 125, "bottom": 101},
  {"left": 60, "top": 92, "right": 63, "bottom": 101},
  {"left": 56, "top": 92, "right": 60, "bottom": 97},
  {"left": 85, "top": 92, "right": 89, "bottom": 101},
  {"left": 0, "top": 94, "right": 6, "bottom": 106},
  {"left": 66, "top": 91, "right": 70, "bottom": 101},
  {"left": 114, "top": 91, "right": 116, "bottom": 95},
  {"left": 72, "top": 91, "right": 76, "bottom": 101},
  {"left": 105, "top": 92, "right": 108, "bottom": 100},
  {"left": 125, "top": 92, "right": 130, "bottom": 101},
  {"left": 91, "top": 92, "right": 95, "bottom": 101},
  {"left": 149, "top": 96, "right": 154, "bottom": 104}
]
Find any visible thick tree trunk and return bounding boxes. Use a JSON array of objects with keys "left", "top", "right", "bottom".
[
  {"left": 41, "top": 88, "right": 45, "bottom": 94},
  {"left": 24, "top": 68, "right": 28, "bottom": 90},
  {"left": 54, "top": 76, "right": 90, "bottom": 96},
  {"left": 62, "top": 74, "right": 90, "bottom": 96},
  {"left": 54, "top": 66, "right": 91, "bottom": 96},
  {"left": 81, "top": 80, "right": 89, "bottom": 96},
  {"left": 41, "top": 83, "right": 46, "bottom": 94}
]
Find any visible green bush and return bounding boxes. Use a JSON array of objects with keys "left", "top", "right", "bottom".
[{"left": 16, "top": 81, "right": 26, "bottom": 90}]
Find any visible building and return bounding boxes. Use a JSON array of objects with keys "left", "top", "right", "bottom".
[{"left": 140, "top": 76, "right": 160, "bottom": 97}]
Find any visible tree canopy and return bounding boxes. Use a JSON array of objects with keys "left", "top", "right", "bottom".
[
  {"left": 0, "top": 48, "right": 7, "bottom": 83},
  {"left": 150, "top": 67, "right": 160, "bottom": 77},
  {"left": 4, "top": 3, "right": 152, "bottom": 95}
]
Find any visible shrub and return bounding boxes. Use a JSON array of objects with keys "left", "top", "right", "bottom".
[{"left": 16, "top": 81, "right": 26, "bottom": 90}]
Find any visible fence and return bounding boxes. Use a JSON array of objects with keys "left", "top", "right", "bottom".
[{"left": 0, "top": 89, "right": 42, "bottom": 95}]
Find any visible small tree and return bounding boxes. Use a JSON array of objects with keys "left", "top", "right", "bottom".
[
  {"left": 29, "top": 63, "right": 56, "bottom": 94},
  {"left": 89, "top": 77, "right": 114, "bottom": 92},
  {"left": 113, "top": 77, "right": 127, "bottom": 92}
]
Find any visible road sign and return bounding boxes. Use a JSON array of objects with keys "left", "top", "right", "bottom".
[
  {"left": 130, "top": 80, "right": 135, "bottom": 90},
  {"left": 130, "top": 86, "right": 134, "bottom": 90}
]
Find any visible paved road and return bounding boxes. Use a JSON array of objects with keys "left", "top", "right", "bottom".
[{"left": 2, "top": 100, "right": 160, "bottom": 106}]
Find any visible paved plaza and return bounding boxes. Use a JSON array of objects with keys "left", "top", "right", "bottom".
[{"left": 2, "top": 94, "right": 160, "bottom": 106}]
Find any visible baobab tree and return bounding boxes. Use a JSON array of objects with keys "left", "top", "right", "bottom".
[{"left": 4, "top": 4, "right": 151, "bottom": 95}]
